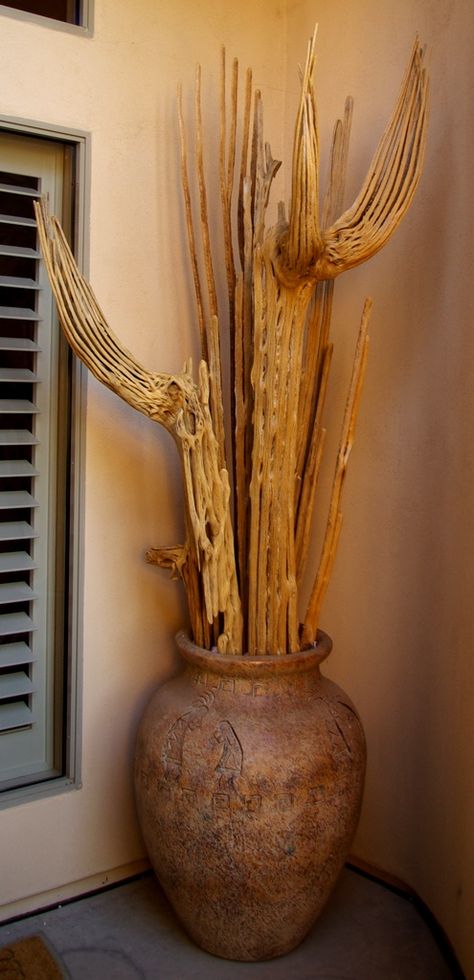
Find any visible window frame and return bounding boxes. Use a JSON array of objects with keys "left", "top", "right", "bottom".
[
  {"left": 0, "top": 0, "right": 93, "bottom": 36},
  {"left": 0, "top": 115, "right": 89, "bottom": 808}
]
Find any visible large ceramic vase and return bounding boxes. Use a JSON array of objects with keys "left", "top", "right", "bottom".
[{"left": 134, "top": 630, "right": 366, "bottom": 961}]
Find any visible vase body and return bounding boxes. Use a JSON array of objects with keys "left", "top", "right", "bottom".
[{"left": 134, "top": 631, "right": 366, "bottom": 961}]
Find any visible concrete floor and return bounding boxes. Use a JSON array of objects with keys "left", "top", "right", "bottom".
[{"left": 0, "top": 868, "right": 458, "bottom": 980}]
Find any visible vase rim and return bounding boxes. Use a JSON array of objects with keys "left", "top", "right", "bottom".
[{"left": 175, "top": 629, "right": 332, "bottom": 677}]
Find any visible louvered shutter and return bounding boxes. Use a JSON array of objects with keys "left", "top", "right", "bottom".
[{"left": 0, "top": 133, "right": 71, "bottom": 789}]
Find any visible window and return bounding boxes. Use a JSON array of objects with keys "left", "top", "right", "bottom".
[
  {"left": 0, "top": 0, "right": 91, "bottom": 30},
  {"left": 0, "top": 130, "right": 81, "bottom": 795}
]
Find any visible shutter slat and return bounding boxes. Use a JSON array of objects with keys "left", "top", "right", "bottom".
[
  {"left": 0, "top": 276, "right": 39, "bottom": 290},
  {"left": 0, "top": 244, "right": 40, "bottom": 259},
  {"left": 0, "top": 552, "right": 37, "bottom": 573},
  {"left": 0, "top": 338, "right": 41, "bottom": 351},
  {"left": 0, "top": 582, "right": 36, "bottom": 604},
  {"left": 0, "top": 521, "right": 37, "bottom": 541},
  {"left": 0, "top": 611, "right": 36, "bottom": 636},
  {"left": 0, "top": 368, "right": 39, "bottom": 383},
  {"left": 0, "top": 306, "right": 41, "bottom": 320},
  {"left": 0, "top": 642, "right": 35, "bottom": 668},
  {"left": 0, "top": 672, "right": 34, "bottom": 700},
  {"left": 0, "top": 214, "right": 36, "bottom": 228},
  {"left": 0, "top": 430, "right": 39, "bottom": 445},
  {"left": 0, "top": 460, "right": 38, "bottom": 478},
  {"left": 0, "top": 182, "right": 39, "bottom": 198},
  {"left": 0, "top": 491, "right": 39, "bottom": 509},
  {"left": 0, "top": 703, "right": 33, "bottom": 733},
  {"left": 0, "top": 400, "right": 38, "bottom": 413}
]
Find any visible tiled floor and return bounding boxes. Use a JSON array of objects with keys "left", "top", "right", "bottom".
[{"left": 0, "top": 868, "right": 459, "bottom": 979}]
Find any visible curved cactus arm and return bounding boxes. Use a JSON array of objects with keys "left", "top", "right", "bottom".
[
  {"left": 34, "top": 199, "right": 189, "bottom": 433},
  {"left": 318, "top": 39, "right": 429, "bottom": 279},
  {"left": 285, "top": 27, "right": 322, "bottom": 276},
  {"left": 34, "top": 198, "right": 243, "bottom": 653}
]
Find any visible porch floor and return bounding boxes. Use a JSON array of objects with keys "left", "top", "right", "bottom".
[{"left": 0, "top": 867, "right": 459, "bottom": 979}]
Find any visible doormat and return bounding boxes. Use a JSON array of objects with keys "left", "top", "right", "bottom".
[{"left": 0, "top": 934, "right": 67, "bottom": 978}]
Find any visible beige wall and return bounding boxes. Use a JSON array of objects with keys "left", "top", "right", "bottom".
[
  {"left": 286, "top": 2, "right": 474, "bottom": 975},
  {"left": 0, "top": 0, "right": 286, "bottom": 913},
  {"left": 1, "top": 0, "right": 473, "bottom": 974}
]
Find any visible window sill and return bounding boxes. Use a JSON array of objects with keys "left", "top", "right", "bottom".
[{"left": 0, "top": 774, "right": 81, "bottom": 810}]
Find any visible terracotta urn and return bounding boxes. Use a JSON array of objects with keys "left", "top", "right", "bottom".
[{"left": 134, "top": 630, "right": 366, "bottom": 961}]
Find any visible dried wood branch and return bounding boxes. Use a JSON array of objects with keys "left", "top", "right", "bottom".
[
  {"left": 35, "top": 199, "right": 242, "bottom": 653},
  {"left": 178, "top": 66, "right": 228, "bottom": 473},
  {"left": 286, "top": 28, "right": 322, "bottom": 274},
  {"left": 295, "top": 280, "right": 331, "bottom": 513},
  {"left": 302, "top": 298, "right": 372, "bottom": 645},
  {"left": 220, "top": 48, "right": 238, "bottom": 310},
  {"left": 195, "top": 64, "right": 218, "bottom": 319},
  {"left": 238, "top": 67, "right": 253, "bottom": 268},
  {"left": 219, "top": 49, "right": 240, "bottom": 519},
  {"left": 177, "top": 83, "right": 207, "bottom": 360},
  {"left": 322, "top": 96, "right": 353, "bottom": 228},
  {"left": 295, "top": 341, "right": 332, "bottom": 581},
  {"left": 317, "top": 40, "right": 428, "bottom": 279},
  {"left": 206, "top": 314, "right": 226, "bottom": 472}
]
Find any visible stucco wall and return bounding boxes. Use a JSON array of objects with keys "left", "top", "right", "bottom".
[{"left": 286, "top": 3, "right": 474, "bottom": 975}]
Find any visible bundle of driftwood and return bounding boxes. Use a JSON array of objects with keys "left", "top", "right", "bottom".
[{"left": 35, "top": 30, "right": 428, "bottom": 656}]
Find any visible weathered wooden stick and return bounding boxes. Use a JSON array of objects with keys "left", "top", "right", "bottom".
[
  {"left": 177, "top": 83, "right": 207, "bottom": 360},
  {"left": 238, "top": 67, "right": 253, "bottom": 269},
  {"left": 302, "top": 298, "right": 372, "bottom": 645},
  {"left": 295, "top": 281, "right": 330, "bottom": 512},
  {"left": 220, "top": 48, "right": 238, "bottom": 312},
  {"left": 195, "top": 64, "right": 218, "bottom": 319},
  {"left": 322, "top": 96, "right": 353, "bottom": 228},
  {"left": 219, "top": 49, "right": 240, "bottom": 522},
  {"left": 189, "top": 66, "right": 227, "bottom": 471},
  {"left": 295, "top": 341, "right": 333, "bottom": 580},
  {"left": 295, "top": 426, "right": 327, "bottom": 584},
  {"left": 207, "top": 314, "right": 226, "bottom": 472},
  {"left": 234, "top": 179, "right": 254, "bottom": 638}
]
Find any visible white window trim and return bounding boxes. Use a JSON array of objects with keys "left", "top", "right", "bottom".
[
  {"left": 0, "top": 115, "right": 90, "bottom": 808},
  {"left": 0, "top": 0, "right": 93, "bottom": 36}
]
